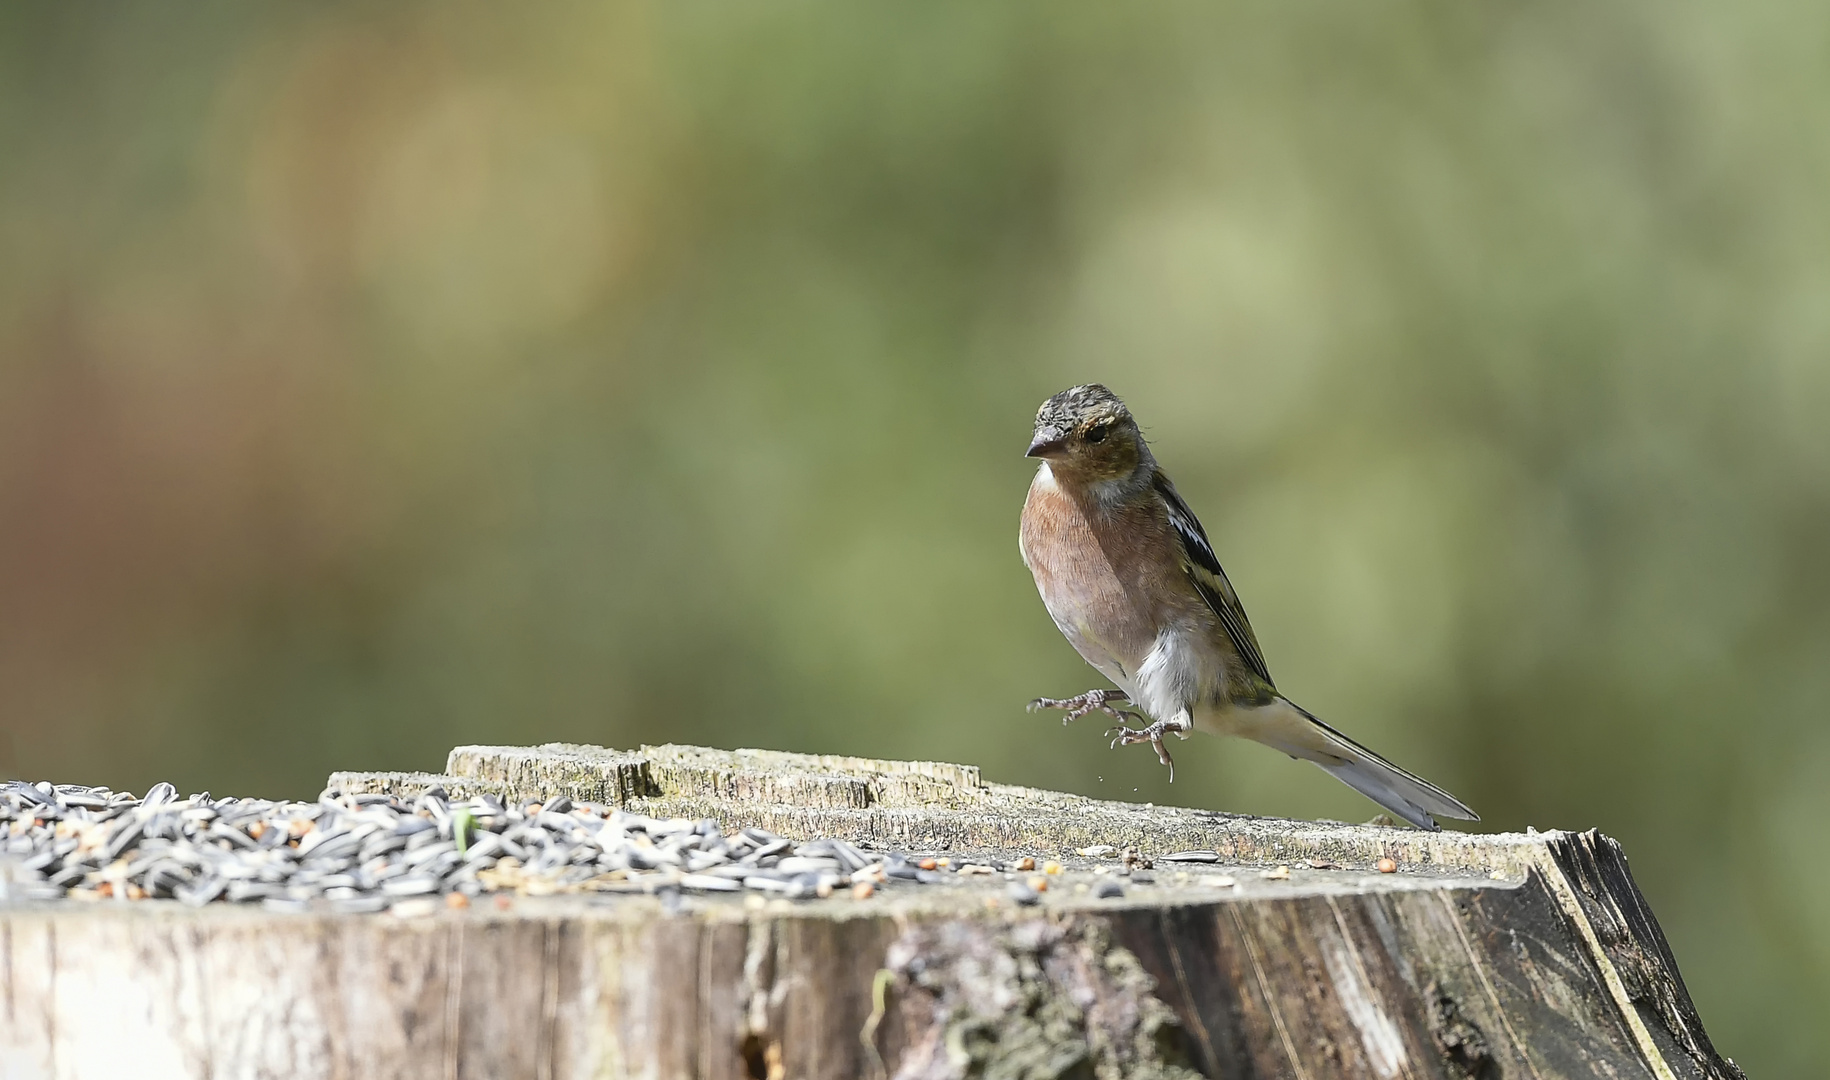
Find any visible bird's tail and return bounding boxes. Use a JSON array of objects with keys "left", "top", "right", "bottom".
[{"left": 1240, "top": 697, "right": 1479, "bottom": 831}]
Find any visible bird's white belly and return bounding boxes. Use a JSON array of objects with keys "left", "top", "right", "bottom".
[
  {"left": 1044, "top": 603, "right": 1220, "bottom": 728},
  {"left": 1131, "top": 623, "right": 1223, "bottom": 725}
]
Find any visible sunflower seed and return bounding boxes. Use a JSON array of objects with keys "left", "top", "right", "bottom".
[
  {"left": 746, "top": 839, "right": 792, "bottom": 862},
  {"left": 332, "top": 895, "right": 391, "bottom": 914},
  {"left": 679, "top": 874, "right": 742, "bottom": 892},
  {"left": 381, "top": 874, "right": 441, "bottom": 897},
  {"left": 742, "top": 875, "right": 806, "bottom": 895},
  {"left": 775, "top": 856, "right": 842, "bottom": 875},
  {"left": 5, "top": 782, "right": 48, "bottom": 806},
  {"left": 1, "top": 775, "right": 970, "bottom": 914},
  {"left": 177, "top": 877, "right": 228, "bottom": 906}
]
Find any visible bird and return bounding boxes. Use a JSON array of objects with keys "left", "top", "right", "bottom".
[{"left": 1017, "top": 384, "right": 1478, "bottom": 830}]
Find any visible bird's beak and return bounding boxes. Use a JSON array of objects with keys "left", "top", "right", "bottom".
[{"left": 1026, "top": 429, "right": 1067, "bottom": 458}]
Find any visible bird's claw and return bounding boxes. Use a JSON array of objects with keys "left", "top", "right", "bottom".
[
  {"left": 1105, "top": 718, "right": 1188, "bottom": 782},
  {"left": 1027, "top": 689, "right": 1138, "bottom": 727}
]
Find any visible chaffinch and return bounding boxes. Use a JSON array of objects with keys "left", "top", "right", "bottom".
[{"left": 1019, "top": 384, "right": 1478, "bottom": 830}]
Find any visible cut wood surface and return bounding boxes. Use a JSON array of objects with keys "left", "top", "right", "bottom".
[{"left": 1, "top": 742, "right": 1740, "bottom": 1080}]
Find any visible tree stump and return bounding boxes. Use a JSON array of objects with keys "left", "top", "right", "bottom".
[{"left": 0, "top": 742, "right": 1740, "bottom": 1079}]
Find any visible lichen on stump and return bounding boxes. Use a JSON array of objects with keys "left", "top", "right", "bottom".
[{"left": 879, "top": 916, "right": 1201, "bottom": 1080}]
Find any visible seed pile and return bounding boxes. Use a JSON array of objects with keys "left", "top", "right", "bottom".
[{"left": 0, "top": 780, "right": 1023, "bottom": 913}]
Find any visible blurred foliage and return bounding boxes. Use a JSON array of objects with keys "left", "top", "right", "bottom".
[{"left": 2, "top": 2, "right": 1827, "bottom": 1072}]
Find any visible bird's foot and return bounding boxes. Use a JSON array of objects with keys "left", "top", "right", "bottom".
[
  {"left": 1105, "top": 717, "right": 1191, "bottom": 782},
  {"left": 1027, "top": 688, "right": 1139, "bottom": 727}
]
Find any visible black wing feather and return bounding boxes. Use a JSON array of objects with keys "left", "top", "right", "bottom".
[{"left": 1152, "top": 471, "right": 1275, "bottom": 688}]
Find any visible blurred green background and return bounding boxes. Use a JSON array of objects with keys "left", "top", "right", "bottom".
[{"left": 2, "top": 2, "right": 1826, "bottom": 1072}]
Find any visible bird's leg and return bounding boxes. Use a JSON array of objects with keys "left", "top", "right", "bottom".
[
  {"left": 1027, "top": 688, "right": 1139, "bottom": 727},
  {"left": 1106, "top": 715, "right": 1193, "bottom": 782}
]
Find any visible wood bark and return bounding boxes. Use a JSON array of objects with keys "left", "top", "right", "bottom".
[{"left": 0, "top": 742, "right": 1740, "bottom": 1080}]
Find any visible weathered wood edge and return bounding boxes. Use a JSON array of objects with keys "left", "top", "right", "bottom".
[{"left": 1541, "top": 831, "right": 1743, "bottom": 1080}]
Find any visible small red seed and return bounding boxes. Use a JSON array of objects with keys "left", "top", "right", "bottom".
[{"left": 1377, "top": 857, "right": 1397, "bottom": 874}]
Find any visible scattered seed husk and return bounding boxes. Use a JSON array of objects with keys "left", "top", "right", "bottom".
[
  {"left": 1159, "top": 850, "right": 1221, "bottom": 863},
  {"left": 0, "top": 779, "right": 978, "bottom": 913}
]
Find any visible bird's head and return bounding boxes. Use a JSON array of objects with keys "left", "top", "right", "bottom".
[{"left": 1027, "top": 384, "right": 1146, "bottom": 482}]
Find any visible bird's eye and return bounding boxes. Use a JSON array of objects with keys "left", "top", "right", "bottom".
[{"left": 1085, "top": 421, "right": 1112, "bottom": 444}]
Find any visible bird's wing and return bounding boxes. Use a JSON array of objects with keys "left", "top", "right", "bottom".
[{"left": 1152, "top": 470, "right": 1275, "bottom": 689}]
